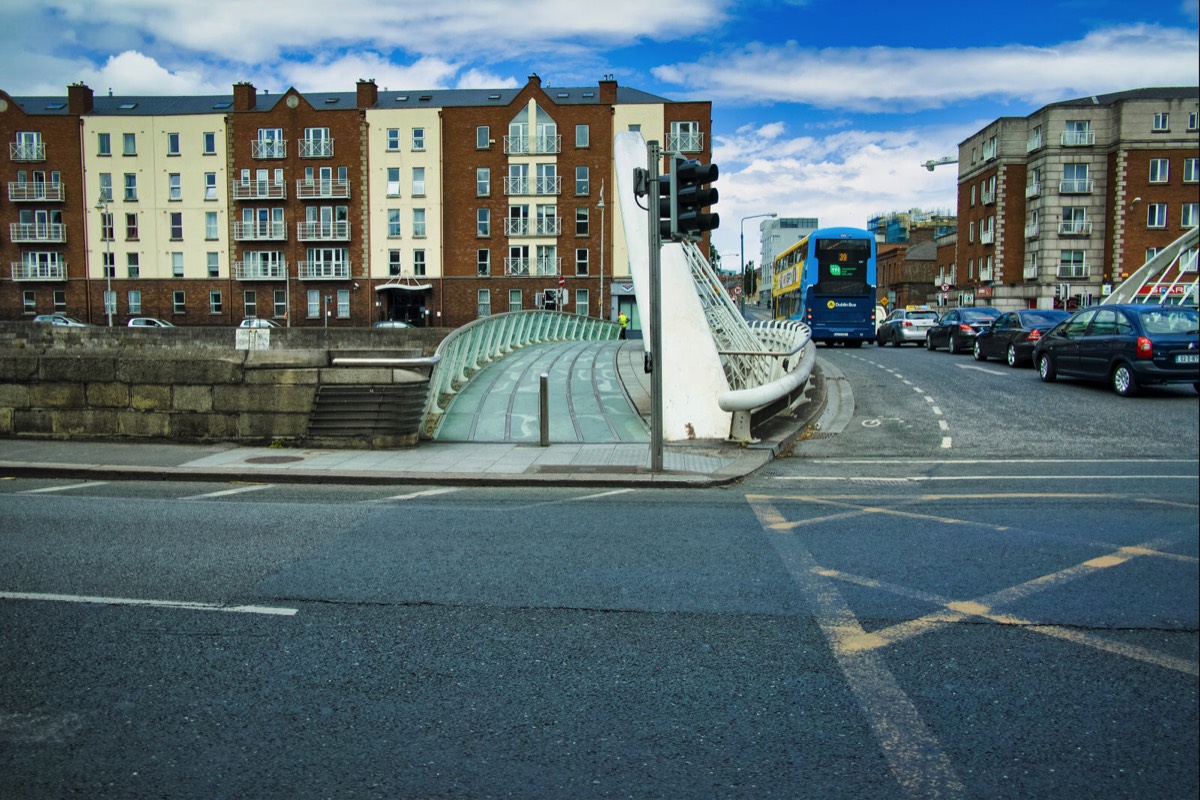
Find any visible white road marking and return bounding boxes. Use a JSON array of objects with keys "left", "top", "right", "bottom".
[
  {"left": 941, "top": 437, "right": 953, "bottom": 449},
  {"left": 956, "top": 364, "right": 1007, "bottom": 376},
  {"left": 381, "top": 487, "right": 462, "bottom": 501},
  {"left": 775, "top": 474, "right": 1200, "bottom": 482},
  {"left": 0, "top": 591, "right": 297, "bottom": 616},
  {"left": 19, "top": 482, "right": 109, "bottom": 494},
  {"left": 180, "top": 484, "right": 273, "bottom": 500}
]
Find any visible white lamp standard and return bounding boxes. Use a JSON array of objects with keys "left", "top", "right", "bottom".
[
  {"left": 94, "top": 197, "right": 113, "bottom": 326},
  {"left": 739, "top": 212, "right": 776, "bottom": 317}
]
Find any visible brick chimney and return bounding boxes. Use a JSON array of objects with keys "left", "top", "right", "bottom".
[
  {"left": 233, "top": 82, "right": 256, "bottom": 111},
  {"left": 527, "top": 73, "right": 542, "bottom": 90},
  {"left": 67, "top": 83, "right": 94, "bottom": 115},
  {"left": 599, "top": 75, "right": 617, "bottom": 104},
  {"left": 357, "top": 79, "right": 378, "bottom": 109}
]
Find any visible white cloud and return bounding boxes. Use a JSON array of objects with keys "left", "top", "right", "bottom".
[
  {"left": 86, "top": 51, "right": 228, "bottom": 96},
  {"left": 655, "top": 25, "right": 1200, "bottom": 111}
]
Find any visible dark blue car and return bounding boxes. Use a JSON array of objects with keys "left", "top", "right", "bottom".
[
  {"left": 972, "top": 309, "right": 1070, "bottom": 367},
  {"left": 1032, "top": 304, "right": 1199, "bottom": 396}
]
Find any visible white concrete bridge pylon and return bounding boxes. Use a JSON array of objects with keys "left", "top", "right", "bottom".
[{"left": 613, "top": 132, "right": 732, "bottom": 440}]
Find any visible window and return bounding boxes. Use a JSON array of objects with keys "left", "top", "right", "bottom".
[
  {"left": 1147, "top": 203, "right": 1167, "bottom": 228},
  {"left": 125, "top": 253, "right": 138, "bottom": 279},
  {"left": 413, "top": 208, "right": 426, "bottom": 237},
  {"left": 412, "top": 167, "right": 425, "bottom": 196},
  {"left": 205, "top": 212, "right": 218, "bottom": 240},
  {"left": 388, "top": 250, "right": 402, "bottom": 275},
  {"left": 170, "top": 213, "right": 183, "bottom": 240},
  {"left": 244, "top": 290, "right": 257, "bottom": 319},
  {"left": 168, "top": 173, "right": 182, "bottom": 200},
  {"left": 1062, "top": 120, "right": 1093, "bottom": 146},
  {"left": 1149, "top": 158, "right": 1169, "bottom": 183},
  {"left": 1184, "top": 158, "right": 1199, "bottom": 183},
  {"left": 574, "top": 289, "right": 588, "bottom": 315},
  {"left": 413, "top": 249, "right": 426, "bottom": 276},
  {"left": 575, "top": 207, "right": 589, "bottom": 236},
  {"left": 670, "top": 120, "right": 701, "bottom": 151},
  {"left": 1061, "top": 163, "right": 1090, "bottom": 193},
  {"left": 476, "top": 126, "right": 490, "bottom": 149},
  {"left": 477, "top": 249, "right": 490, "bottom": 276},
  {"left": 172, "top": 252, "right": 184, "bottom": 277},
  {"left": 274, "top": 290, "right": 288, "bottom": 318},
  {"left": 1181, "top": 248, "right": 1198, "bottom": 273},
  {"left": 575, "top": 124, "right": 589, "bottom": 148},
  {"left": 1189, "top": 112, "right": 1199, "bottom": 131},
  {"left": 1059, "top": 250, "right": 1086, "bottom": 278},
  {"left": 207, "top": 252, "right": 220, "bottom": 278},
  {"left": 209, "top": 291, "right": 222, "bottom": 315},
  {"left": 968, "top": 220, "right": 975, "bottom": 243},
  {"left": 173, "top": 291, "right": 186, "bottom": 315},
  {"left": 100, "top": 211, "right": 114, "bottom": 241},
  {"left": 125, "top": 213, "right": 139, "bottom": 240},
  {"left": 99, "top": 173, "right": 113, "bottom": 202},
  {"left": 123, "top": 173, "right": 137, "bottom": 201},
  {"left": 205, "top": 172, "right": 217, "bottom": 200},
  {"left": 386, "top": 128, "right": 400, "bottom": 151},
  {"left": 337, "top": 290, "right": 350, "bottom": 318},
  {"left": 1183, "top": 203, "right": 1198, "bottom": 228},
  {"left": 970, "top": 185, "right": 976, "bottom": 206},
  {"left": 307, "top": 290, "right": 320, "bottom": 318},
  {"left": 386, "top": 167, "right": 400, "bottom": 196},
  {"left": 575, "top": 165, "right": 589, "bottom": 195},
  {"left": 387, "top": 209, "right": 401, "bottom": 238},
  {"left": 508, "top": 289, "right": 522, "bottom": 312},
  {"left": 167, "top": 132, "right": 180, "bottom": 156},
  {"left": 97, "top": 132, "right": 111, "bottom": 156},
  {"left": 477, "top": 208, "right": 490, "bottom": 237},
  {"left": 128, "top": 290, "right": 142, "bottom": 314},
  {"left": 477, "top": 167, "right": 490, "bottom": 196},
  {"left": 412, "top": 128, "right": 425, "bottom": 150},
  {"left": 1152, "top": 112, "right": 1169, "bottom": 131},
  {"left": 575, "top": 248, "right": 589, "bottom": 275},
  {"left": 203, "top": 132, "right": 216, "bottom": 155},
  {"left": 23, "top": 291, "right": 35, "bottom": 314},
  {"left": 477, "top": 288, "right": 491, "bottom": 317},
  {"left": 302, "top": 127, "right": 332, "bottom": 157},
  {"left": 122, "top": 133, "right": 136, "bottom": 155}
]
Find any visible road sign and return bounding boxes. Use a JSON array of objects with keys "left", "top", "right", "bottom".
[
  {"left": 558, "top": 276, "right": 566, "bottom": 288},
  {"left": 940, "top": 283, "right": 950, "bottom": 291}
]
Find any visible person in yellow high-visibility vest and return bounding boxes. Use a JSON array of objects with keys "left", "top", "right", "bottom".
[{"left": 617, "top": 310, "right": 628, "bottom": 339}]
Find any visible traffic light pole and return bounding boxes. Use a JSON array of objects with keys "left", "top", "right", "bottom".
[{"left": 646, "top": 141, "right": 664, "bottom": 473}]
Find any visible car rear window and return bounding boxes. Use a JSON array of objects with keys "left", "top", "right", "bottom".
[
  {"left": 960, "top": 310, "right": 998, "bottom": 322},
  {"left": 908, "top": 311, "right": 938, "bottom": 320},
  {"left": 1136, "top": 307, "right": 1199, "bottom": 334},
  {"left": 1023, "top": 312, "right": 1065, "bottom": 326}
]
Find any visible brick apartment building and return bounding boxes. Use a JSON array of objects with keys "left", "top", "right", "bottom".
[
  {"left": 954, "top": 87, "right": 1198, "bottom": 311},
  {"left": 0, "top": 75, "right": 712, "bottom": 328}
]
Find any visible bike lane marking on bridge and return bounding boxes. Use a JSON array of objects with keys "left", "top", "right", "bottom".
[
  {"left": 0, "top": 590, "right": 297, "bottom": 617},
  {"left": 851, "top": 354, "right": 951, "bottom": 450}
]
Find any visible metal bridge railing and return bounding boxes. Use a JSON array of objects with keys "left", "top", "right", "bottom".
[
  {"left": 422, "top": 310, "right": 619, "bottom": 437},
  {"left": 1103, "top": 226, "right": 1198, "bottom": 306}
]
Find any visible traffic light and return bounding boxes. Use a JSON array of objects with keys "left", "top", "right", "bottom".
[{"left": 658, "top": 154, "right": 719, "bottom": 240}]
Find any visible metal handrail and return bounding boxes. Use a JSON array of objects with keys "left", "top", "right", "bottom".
[
  {"left": 421, "top": 310, "right": 619, "bottom": 436},
  {"left": 1104, "top": 226, "right": 1199, "bottom": 306}
]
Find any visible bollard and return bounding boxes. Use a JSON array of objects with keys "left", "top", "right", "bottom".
[{"left": 539, "top": 372, "right": 549, "bottom": 447}]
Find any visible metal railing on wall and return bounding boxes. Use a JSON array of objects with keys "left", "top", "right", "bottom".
[{"left": 422, "top": 310, "right": 619, "bottom": 437}]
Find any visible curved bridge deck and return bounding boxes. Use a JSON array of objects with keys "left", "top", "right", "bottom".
[{"left": 433, "top": 341, "right": 650, "bottom": 443}]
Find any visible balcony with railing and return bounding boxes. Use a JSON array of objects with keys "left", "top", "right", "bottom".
[
  {"left": 1026, "top": 132, "right": 1043, "bottom": 152},
  {"left": 503, "top": 134, "right": 562, "bottom": 155},
  {"left": 504, "top": 257, "right": 561, "bottom": 276},
  {"left": 981, "top": 188, "right": 995, "bottom": 204},
  {"left": 1059, "top": 179, "right": 1094, "bottom": 194},
  {"left": 1023, "top": 263, "right": 1039, "bottom": 280},
  {"left": 297, "top": 220, "right": 350, "bottom": 241},
  {"left": 231, "top": 180, "right": 286, "bottom": 200},
  {"left": 9, "top": 223, "right": 65, "bottom": 243},
  {"left": 1061, "top": 130, "right": 1096, "bottom": 146},
  {"left": 1056, "top": 265, "right": 1089, "bottom": 279},
  {"left": 233, "top": 221, "right": 287, "bottom": 241},
  {"left": 8, "top": 181, "right": 64, "bottom": 201},
  {"left": 299, "top": 139, "right": 334, "bottom": 158},
  {"left": 9, "top": 142, "right": 46, "bottom": 161},
  {"left": 1025, "top": 222, "right": 1040, "bottom": 238},
  {"left": 503, "top": 176, "right": 561, "bottom": 196},
  {"left": 251, "top": 140, "right": 287, "bottom": 159},
  {"left": 1058, "top": 220, "right": 1093, "bottom": 236},
  {"left": 666, "top": 132, "right": 705, "bottom": 153},
  {"left": 505, "top": 218, "right": 561, "bottom": 237},
  {"left": 234, "top": 259, "right": 288, "bottom": 280},
  {"left": 296, "top": 178, "right": 350, "bottom": 199},
  {"left": 980, "top": 230, "right": 995, "bottom": 245},
  {"left": 11, "top": 259, "right": 66, "bottom": 281},
  {"left": 297, "top": 260, "right": 350, "bottom": 280},
  {"left": 1025, "top": 181, "right": 1040, "bottom": 199}
]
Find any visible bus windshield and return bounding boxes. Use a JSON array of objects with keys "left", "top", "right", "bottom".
[{"left": 815, "top": 239, "right": 871, "bottom": 295}]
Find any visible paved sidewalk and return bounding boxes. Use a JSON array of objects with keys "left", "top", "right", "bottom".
[{"left": 0, "top": 349, "right": 828, "bottom": 488}]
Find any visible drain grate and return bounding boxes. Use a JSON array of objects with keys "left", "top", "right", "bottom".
[{"left": 244, "top": 456, "right": 306, "bottom": 465}]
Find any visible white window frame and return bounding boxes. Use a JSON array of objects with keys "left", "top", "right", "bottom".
[
  {"left": 1149, "top": 158, "right": 1169, "bottom": 183},
  {"left": 1147, "top": 203, "right": 1168, "bottom": 228}
]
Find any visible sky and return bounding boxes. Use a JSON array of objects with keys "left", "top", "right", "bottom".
[{"left": 1, "top": 0, "right": 1197, "bottom": 269}]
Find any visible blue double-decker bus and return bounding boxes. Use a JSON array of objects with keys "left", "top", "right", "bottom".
[{"left": 772, "top": 227, "right": 877, "bottom": 346}]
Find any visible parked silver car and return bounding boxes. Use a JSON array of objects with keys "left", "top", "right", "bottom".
[
  {"left": 127, "top": 317, "right": 175, "bottom": 328},
  {"left": 239, "top": 318, "right": 281, "bottom": 328},
  {"left": 32, "top": 313, "right": 89, "bottom": 327},
  {"left": 876, "top": 307, "right": 939, "bottom": 346}
]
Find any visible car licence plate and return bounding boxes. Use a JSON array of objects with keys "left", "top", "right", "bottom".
[{"left": 1176, "top": 352, "right": 1199, "bottom": 364}]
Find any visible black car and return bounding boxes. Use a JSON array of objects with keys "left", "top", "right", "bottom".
[
  {"left": 1033, "top": 304, "right": 1200, "bottom": 396},
  {"left": 972, "top": 309, "right": 1070, "bottom": 367},
  {"left": 926, "top": 307, "right": 1002, "bottom": 353}
]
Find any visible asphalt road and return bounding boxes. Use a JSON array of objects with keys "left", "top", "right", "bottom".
[{"left": 1, "top": 343, "right": 1197, "bottom": 799}]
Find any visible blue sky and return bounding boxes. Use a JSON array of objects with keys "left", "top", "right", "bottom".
[{"left": 2, "top": 0, "right": 1197, "bottom": 266}]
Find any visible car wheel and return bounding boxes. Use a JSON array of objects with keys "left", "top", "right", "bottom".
[
  {"left": 891, "top": 332, "right": 901, "bottom": 347},
  {"left": 1112, "top": 363, "right": 1139, "bottom": 397},
  {"left": 1006, "top": 343, "right": 1019, "bottom": 368},
  {"left": 926, "top": 335, "right": 936, "bottom": 351},
  {"left": 948, "top": 334, "right": 960, "bottom": 354},
  {"left": 1037, "top": 353, "right": 1056, "bottom": 382},
  {"left": 972, "top": 340, "right": 986, "bottom": 361}
]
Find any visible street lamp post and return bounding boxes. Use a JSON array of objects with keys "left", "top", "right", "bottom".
[
  {"left": 94, "top": 197, "right": 113, "bottom": 326},
  {"left": 739, "top": 212, "right": 776, "bottom": 317}
]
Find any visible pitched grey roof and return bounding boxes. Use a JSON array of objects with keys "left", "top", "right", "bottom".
[{"left": 1046, "top": 86, "right": 1198, "bottom": 109}]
